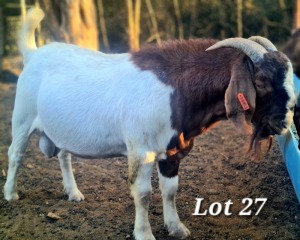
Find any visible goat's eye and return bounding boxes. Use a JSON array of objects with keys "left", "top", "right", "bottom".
[{"left": 290, "top": 106, "right": 295, "bottom": 111}]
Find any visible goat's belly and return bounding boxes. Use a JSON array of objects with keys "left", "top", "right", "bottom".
[
  {"left": 42, "top": 122, "right": 127, "bottom": 158},
  {"left": 68, "top": 143, "right": 127, "bottom": 159},
  {"left": 37, "top": 106, "right": 127, "bottom": 158}
]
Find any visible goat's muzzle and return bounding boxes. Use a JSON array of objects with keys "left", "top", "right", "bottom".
[
  {"left": 268, "top": 119, "right": 288, "bottom": 135},
  {"left": 247, "top": 110, "right": 292, "bottom": 160}
]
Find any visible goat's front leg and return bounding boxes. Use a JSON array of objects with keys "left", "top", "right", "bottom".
[
  {"left": 157, "top": 156, "right": 190, "bottom": 239},
  {"left": 128, "top": 148, "right": 155, "bottom": 240},
  {"left": 58, "top": 151, "right": 84, "bottom": 201}
]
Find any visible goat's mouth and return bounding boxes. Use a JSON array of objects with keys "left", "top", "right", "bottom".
[
  {"left": 268, "top": 111, "right": 293, "bottom": 135},
  {"left": 267, "top": 124, "right": 283, "bottom": 135},
  {"left": 247, "top": 118, "right": 289, "bottom": 160},
  {"left": 268, "top": 115, "right": 291, "bottom": 135},
  {"left": 247, "top": 122, "right": 274, "bottom": 160}
]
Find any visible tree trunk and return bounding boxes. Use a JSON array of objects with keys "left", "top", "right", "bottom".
[
  {"left": 218, "top": 0, "right": 226, "bottom": 39},
  {"left": 38, "top": 0, "right": 99, "bottom": 50},
  {"left": 189, "top": 0, "right": 197, "bottom": 38},
  {"left": 97, "top": 0, "right": 110, "bottom": 51},
  {"left": 145, "top": 0, "right": 161, "bottom": 45},
  {"left": 20, "top": 0, "right": 26, "bottom": 22},
  {"left": 127, "top": 0, "right": 141, "bottom": 51},
  {"left": 237, "top": 0, "right": 243, "bottom": 37},
  {"left": 279, "top": 0, "right": 288, "bottom": 28},
  {"left": 294, "top": 0, "right": 300, "bottom": 29},
  {"left": 173, "top": 0, "right": 184, "bottom": 39}
]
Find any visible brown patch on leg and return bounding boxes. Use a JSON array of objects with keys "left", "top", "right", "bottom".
[
  {"left": 167, "top": 192, "right": 175, "bottom": 203},
  {"left": 140, "top": 191, "right": 152, "bottom": 207},
  {"left": 128, "top": 160, "right": 141, "bottom": 185}
]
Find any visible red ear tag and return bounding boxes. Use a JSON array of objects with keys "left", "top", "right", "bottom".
[{"left": 237, "top": 93, "right": 250, "bottom": 111}]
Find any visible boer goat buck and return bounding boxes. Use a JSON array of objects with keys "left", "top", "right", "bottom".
[{"left": 4, "top": 9, "right": 296, "bottom": 240}]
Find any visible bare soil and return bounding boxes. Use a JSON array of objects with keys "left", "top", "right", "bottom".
[{"left": 0, "top": 82, "right": 300, "bottom": 240}]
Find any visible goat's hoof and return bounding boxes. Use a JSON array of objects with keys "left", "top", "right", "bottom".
[
  {"left": 4, "top": 191, "right": 19, "bottom": 201},
  {"left": 68, "top": 190, "right": 85, "bottom": 202},
  {"left": 167, "top": 221, "right": 191, "bottom": 239},
  {"left": 133, "top": 229, "right": 156, "bottom": 240}
]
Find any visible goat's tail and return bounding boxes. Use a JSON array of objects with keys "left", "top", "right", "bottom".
[{"left": 18, "top": 8, "right": 44, "bottom": 62}]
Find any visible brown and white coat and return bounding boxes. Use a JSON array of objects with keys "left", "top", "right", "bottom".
[{"left": 4, "top": 9, "right": 295, "bottom": 240}]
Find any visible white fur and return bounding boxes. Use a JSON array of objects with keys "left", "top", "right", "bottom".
[
  {"left": 23, "top": 43, "right": 175, "bottom": 157},
  {"left": 157, "top": 163, "right": 191, "bottom": 238},
  {"left": 58, "top": 151, "right": 84, "bottom": 201},
  {"left": 18, "top": 8, "right": 44, "bottom": 63},
  {"left": 129, "top": 149, "right": 156, "bottom": 240},
  {"left": 282, "top": 61, "right": 296, "bottom": 134},
  {"left": 4, "top": 8, "right": 177, "bottom": 240}
]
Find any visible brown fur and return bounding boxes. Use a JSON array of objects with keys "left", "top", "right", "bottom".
[
  {"left": 132, "top": 39, "right": 291, "bottom": 167},
  {"left": 166, "top": 133, "right": 194, "bottom": 157},
  {"left": 132, "top": 39, "right": 256, "bottom": 157},
  {"left": 224, "top": 58, "right": 256, "bottom": 135}
]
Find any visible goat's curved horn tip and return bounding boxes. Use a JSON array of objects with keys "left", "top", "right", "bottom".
[
  {"left": 205, "top": 46, "right": 217, "bottom": 51},
  {"left": 248, "top": 36, "right": 277, "bottom": 52},
  {"left": 205, "top": 37, "right": 266, "bottom": 63}
]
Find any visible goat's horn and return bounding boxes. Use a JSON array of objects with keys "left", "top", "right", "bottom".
[
  {"left": 248, "top": 36, "right": 277, "bottom": 52},
  {"left": 206, "top": 37, "right": 267, "bottom": 63}
]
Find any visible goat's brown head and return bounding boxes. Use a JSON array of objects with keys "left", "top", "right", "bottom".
[{"left": 207, "top": 37, "right": 296, "bottom": 158}]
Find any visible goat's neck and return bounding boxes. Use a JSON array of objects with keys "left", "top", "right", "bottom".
[
  {"left": 130, "top": 39, "right": 241, "bottom": 140},
  {"left": 172, "top": 75, "right": 229, "bottom": 140}
]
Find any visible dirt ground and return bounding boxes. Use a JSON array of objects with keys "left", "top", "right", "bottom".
[{"left": 0, "top": 82, "right": 300, "bottom": 240}]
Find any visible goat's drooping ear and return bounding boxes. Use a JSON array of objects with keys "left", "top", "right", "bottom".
[
  {"left": 225, "top": 62, "right": 256, "bottom": 135},
  {"left": 206, "top": 38, "right": 267, "bottom": 134}
]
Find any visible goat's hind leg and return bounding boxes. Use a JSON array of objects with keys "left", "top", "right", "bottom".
[
  {"left": 58, "top": 150, "right": 84, "bottom": 201},
  {"left": 4, "top": 125, "right": 31, "bottom": 201}
]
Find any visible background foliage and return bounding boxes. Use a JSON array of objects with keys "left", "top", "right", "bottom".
[{"left": 0, "top": 0, "right": 295, "bottom": 55}]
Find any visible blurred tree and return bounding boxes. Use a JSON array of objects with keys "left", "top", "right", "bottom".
[
  {"left": 0, "top": 5, "right": 3, "bottom": 75},
  {"left": 173, "top": 0, "right": 183, "bottom": 39},
  {"left": 38, "top": 0, "right": 99, "bottom": 50},
  {"left": 127, "top": 0, "right": 141, "bottom": 51},
  {"left": 97, "top": 0, "right": 110, "bottom": 51},
  {"left": 294, "top": 0, "right": 300, "bottom": 29},
  {"left": 279, "top": 0, "right": 289, "bottom": 29},
  {"left": 145, "top": 0, "right": 161, "bottom": 45},
  {"left": 237, "top": 0, "right": 243, "bottom": 37},
  {"left": 0, "top": 0, "right": 295, "bottom": 55},
  {"left": 20, "top": 0, "right": 26, "bottom": 21},
  {"left": 188, "top": 0, "right": 197, "bottom": 38},
  {"left": 154, "top": 1, "right": 175, "bottom": 40}
]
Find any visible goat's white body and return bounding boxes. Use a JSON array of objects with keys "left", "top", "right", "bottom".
[
  {"left": 5, "top": 9, "right": 191, "bottom": 239},
  {"left": 17, "top": 43, "right": 176, "bottom": 158},
  {"left": 6, "top": 40, "right": 184, "bottom": 240}
]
